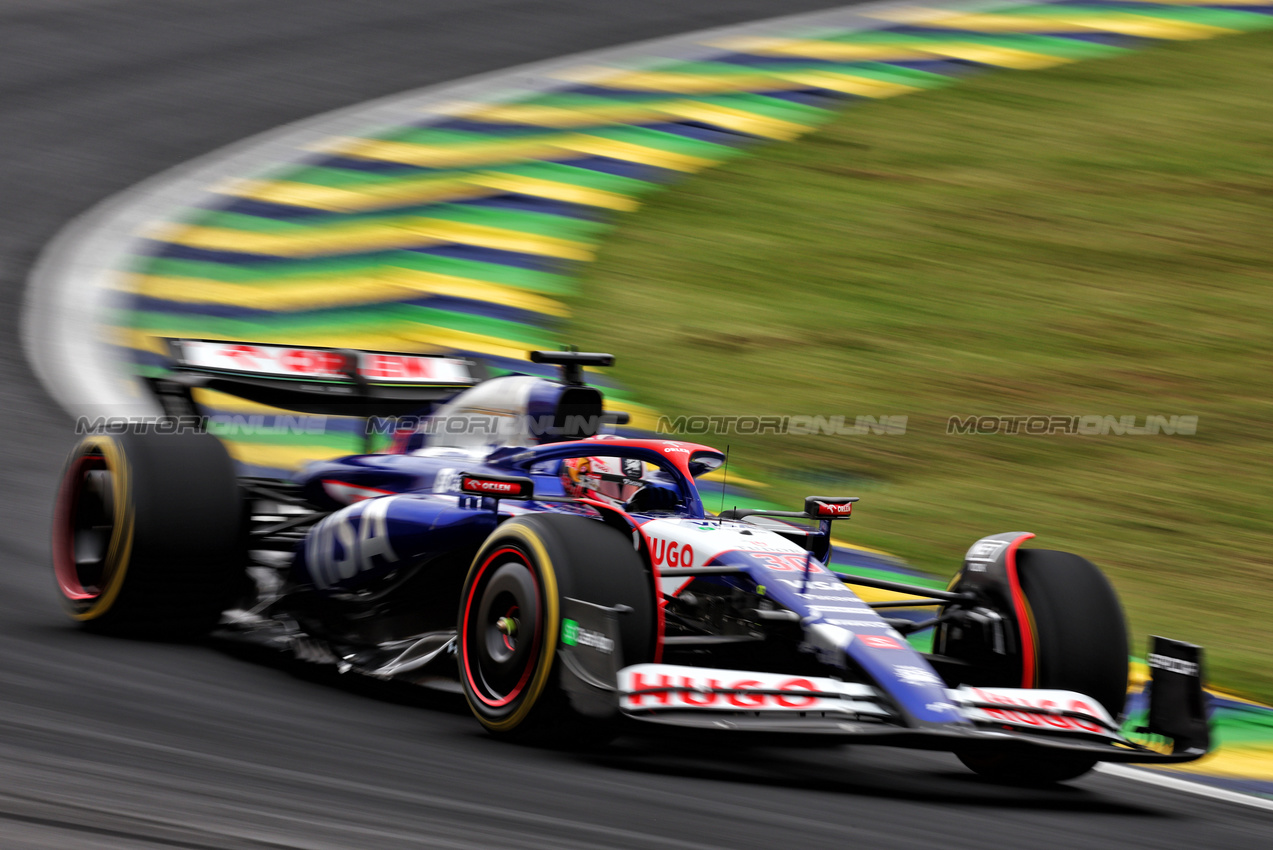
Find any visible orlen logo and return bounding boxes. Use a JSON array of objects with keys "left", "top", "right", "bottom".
[
  {"left": 649, "top": 537, "right": 694, "bottom": 568},
  {"left": 279, "top": 347, "right": 350, "bottom": 376},
  {"left": 361, "top": 353, "right": 438, "bottom": 381},
  {"left": 198, "top": 343, "right": 348, "bottom": 378},
  {"left": 220, "top": 344, "right": 264, "bottom": 366},
  {"left": 971, "top": 687, "right": 1103, "bottom": 733},
  {"left": 811, "top": 501, "right": 852, "bottom": 517},
  {"left": 461, "top": 477, "right": 522, "bottom": 495},
  {"left": 627, "top": 672, "right": 818, "bottom": 708}
]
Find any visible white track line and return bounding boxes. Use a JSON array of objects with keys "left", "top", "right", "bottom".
[
  {"left": 1097, "top": 764, "right": 1273, "bottom": 814},
  {"left": 19, "top": 0, "right": 1273, "bottom": 814}
]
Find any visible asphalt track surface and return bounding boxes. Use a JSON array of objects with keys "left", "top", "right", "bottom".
[{"left": 1, "top": 1, "right": 1271, "bottom": 847}]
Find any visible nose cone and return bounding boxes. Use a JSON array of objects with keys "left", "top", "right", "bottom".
[{"left": 843, "top": 634, "right": 968, "bottom": 726}]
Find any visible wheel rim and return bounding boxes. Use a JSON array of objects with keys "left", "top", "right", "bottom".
[
  {"left": 53, "top": 451, "right": 117, "bottom": 601},
  {"left": 462, "top": 548, "right": 543, "bottom": 709}
]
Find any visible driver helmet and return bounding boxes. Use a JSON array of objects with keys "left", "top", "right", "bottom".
[{"left": 560, "top": 456, "right": 645, "bottom": 506}]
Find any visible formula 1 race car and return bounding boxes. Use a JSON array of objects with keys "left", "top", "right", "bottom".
[{"left": 51, "top": 341, "right": 1211, "bottom": 783}]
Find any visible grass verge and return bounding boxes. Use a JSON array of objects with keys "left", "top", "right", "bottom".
[{"left": 573, "top": 31, "right": 1273, "bottom": 702}]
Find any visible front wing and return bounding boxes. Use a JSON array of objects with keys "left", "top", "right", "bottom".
[{"left": 602, "top": 661, "right": 1207, "bottom": 764}]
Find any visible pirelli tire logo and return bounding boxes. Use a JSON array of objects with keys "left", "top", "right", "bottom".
[
  {"left": 965, "top": 538, "right": 1009, "bottom": 563},
  {"left": 1147, "top": 653, "right": 1200, "bottom": 677}
]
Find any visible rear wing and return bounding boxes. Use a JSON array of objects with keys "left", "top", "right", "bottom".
[{"left": 146, "top": 339, "right": 482, "bottom": 418}]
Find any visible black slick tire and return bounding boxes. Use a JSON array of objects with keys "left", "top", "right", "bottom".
[
  {"left": 52, "top": 431, "right": 246, "bottom": 636},
  {"left": 457, "top": 512, "right": 655, "bottom": 742},
  {"left": 956, "top": 549, "right": 1129, "bottom": 784}
]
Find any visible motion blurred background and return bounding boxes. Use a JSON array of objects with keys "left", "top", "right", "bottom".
[
  {"left": 2, "top": 1, "right": 1271, "bottom": 845},
  {"left": 47, "top": 0, "right": 1269, "bottom": 700}
]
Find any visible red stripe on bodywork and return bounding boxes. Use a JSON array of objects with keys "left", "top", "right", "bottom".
[{"left": 321, "top": 479, "right": 395, "bottom": 504}]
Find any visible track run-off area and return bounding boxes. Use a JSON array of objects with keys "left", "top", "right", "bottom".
[{"left": 7, "top": 1, "right": 1273, "bottom": 847}]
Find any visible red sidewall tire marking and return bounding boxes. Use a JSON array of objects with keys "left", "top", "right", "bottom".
[
  {"left": 53, "top": 452, "right": 106, "bottom": 601},
  {"left": 461, "top": 547, "right": 543, "bottom": 709},
  {"left": 1004, "top": 533, "right": 1038, "bottom": 688}
]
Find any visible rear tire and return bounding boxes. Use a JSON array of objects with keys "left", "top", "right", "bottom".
[
  {"left": 52, "top": 431, "right": 246, "bottom": 636},
  {"left": 952, "top": 549, "right": 1129, "bottom": 784},
  {"left": 457, "top": 512, "right": 655, "bottom": 743}
]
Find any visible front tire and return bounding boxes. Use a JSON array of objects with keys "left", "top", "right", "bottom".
[
  {"left": 52, "top": 431, "right": 246, "bottom": 635},
  {"left": 950, "top": 549, "right": 1129, "bottom": 784},
  {"left": 457, "top": 513, "right": 655, "bottom": 741}
]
